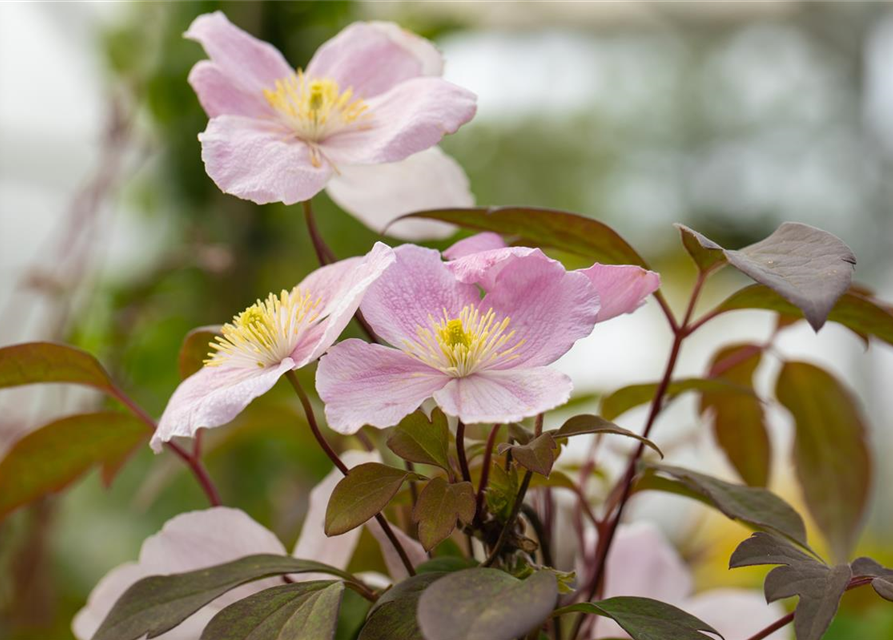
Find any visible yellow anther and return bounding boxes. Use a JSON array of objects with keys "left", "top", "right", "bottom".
[{"left": 444, "top": 319, "right": 471, "bottom": 348}]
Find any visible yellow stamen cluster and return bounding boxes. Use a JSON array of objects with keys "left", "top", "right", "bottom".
[
  {"left": 403, "top": 305, "right": 525, "bottom": 377},
  {"left": 206, "top": 289, "right": 321, "bottom": 369}
]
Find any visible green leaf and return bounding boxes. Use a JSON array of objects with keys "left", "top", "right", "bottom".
[
  {"left": 94, "top": 555, "right": 355, "bottom": 640},
  {"left": 553, "top": 415, "right": 663, "bottom": 458},
  {"left": 417, "top": 569, "right": 558, "bottom": 640},
  {"left": 497, "top": 433, "right": 558, "bottom": 477},
  {"left": 412, "top": 478, "right": 476, "bottom": 551},
  {"left": 0, "top": 342, "right": 115, "bottom": 393},
  {"left": 178, "top": 325, "right": 222, "bottom": 380},
  {"left": 396, "top": 206, "right": 649, "bottom": 268},
  {"left": 699, "top": 344, "right": 770, "bottom": 486},
  {"left": 644, "top": 464, "right": 808, "bottom": 547},
  {"left": 601, "top": 378, "right": 754, "bottom": 421},
  {"left": 359, "top": 573, "right": 445, "bottom": 640},
  {"left": 555, "top": 597, "right": 721, "bottom": 640},
  {"left": 416, "top": 557, "right": 479, "bottom": 574},
  {"left": 681, "top": 223, "right": 856, "bottom": 330},
  {"left": 675, "top": 224, "right": 727, "bottom": 273},
  {"left": 485, "top": 464, "right": 519, "bottom": 522},
  {"left": 201, "top": 581, "right": 344, "bottom": 640},
  {"left": 325, "top": 463, "right": 425, "bottom": 536},
  {"left": 0, "top": 412, "right": 148, "bottom": 519},
  {"left": 386, "top": 409, "right": 451, "bottom": 472},
  {"left": 775, "top": 362, "right": 871, "bottom": 562},
  {"left": 850, "top": 558, "right": 893, "bottom": 600}
]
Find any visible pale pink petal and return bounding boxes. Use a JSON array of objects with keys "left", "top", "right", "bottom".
[
  {"left": 152, "top": 358, "right": 295, "bottom": 452},
  {"left": 72, "top": 563, "right": 145, "bottom": 640},
  {"left": 578, "top": 264, "right": 661, "bottom": 323},
  {"left": 433, "top": 367, "right": 572, "bottom": 424},
  {"left": 367, "top": 518, "right": 428, "bottom": 580},
  {"left": 686, "top": 589, "right": 790, "bottom": 640},
  {"left": 443, "top": 232, "right": 507, "bottom": 260},
  {"left": 316, "top": 339, "right": 450, "bottom": 433},
  {"left": 199, "top": 116, "right": 332, "bottom": 205},
  {"left": 291, "top": 242, "right": 395, "bottom": 366},
  {"left": 359, "top": 244, "right": 479, "bottom": 347},
  {"left": 188, "top": 60, "right": 270, "bottom": 119},
  {"left": 320, "top": 77, "right": 476, "bottom": 166},
  {"left": 307, "top": 22, "right": 443, "bottom": 99},
  {"left": 446, "top": 246, "right": 541, "bottom": 291},
  {"left": 185, "top": 12, "right": 293, "bottom": 96},
  {"left": 325, "top": 147, "right": 470, "bottom": 240}
]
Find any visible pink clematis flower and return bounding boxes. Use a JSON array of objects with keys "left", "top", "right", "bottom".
[
  {"left": 151, "top": 243, "right": 394, "bottom": 452},
  {"left": 186, "top": 12, "right": 476, "bottom": 240},
  {"left": 316, "top": 238, "right": 660, "bottom": 433}
]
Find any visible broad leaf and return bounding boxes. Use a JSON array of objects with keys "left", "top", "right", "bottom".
[
  {"left": 645, "top": 464, "right": 808, "bottom": 547},
  {"left": 0, "top": 412, "right": 147, "bottom": 519},
  {"left": 676, "top": 224, "right": 726, "bottom": 273},
  {"left": 412, "top": 478, "right": 476, "bottom": 551},
  {"left": 497, "top": 433, "right": 558, "bottom": 477},
  {"left": 325, "top": 463, "right": 425, "bottom": 536},
  {"left": 93, "top": 554, "right": 355, "bottom": 640},
  {"left": 601, "top": 378, "right": 753, "bottom": 421},
  {"left": 851, "top": 558, "right": 893, "bottom": 603},
  {"left": 386, "top": 409, "right": 451, "bottom": 472},
  {"left": 201, "top": 581, "right": 343, "bottom": 640},
  {"left": 555, "top": 597, "right": 721, "bottom": 640},
  {"left": 359, "top": 572, "right": 445, "bottom": 640},
  {"left": 700, "top": 345, "right": 770, "bottom": 486},
  {"left": 682, "top": 222, "right": 856, "bottom": 330},
  {"left": 417, "top": 569, "right": 558, "bottom": 640},
  {"left": 776, "top": 362, "right": 871, "bottom": 562},
  {"left": 0, "top": 342, "right": 114, "bottom": 392},
  {"left": 397, "top": 206, "right": 649, "bottom": 267},
  {"left": 179, "top": 325, "right": 222, "bottom": 380},
  {"left": 553, "top": 415, "right": 663, "bottom": 458},
  {"left": 416, "top": 557, "right": 479, "bottom": 574}
]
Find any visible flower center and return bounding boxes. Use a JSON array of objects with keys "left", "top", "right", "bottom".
[
  {"left": 206, "top": 289, "right": 321, "bottom": 369},
  {"left": 263, "top": 70, "right": 370, "bottom": 166},
  {"left": 403, "top": 305, "right": 525, "bottom": 377}
]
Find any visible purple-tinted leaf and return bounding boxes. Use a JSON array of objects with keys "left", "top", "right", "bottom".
[
  {"left": 601, "top": 378, "right": 754, "bottom": 421},
  {"left": 851, "top": 557, "right": 893, "bottom": 579},
  {"left": 0, "top": 342, "right": 114, "bottom": 393},
  {"left": 359, "top": 572, "right": 445, "bottom": 640},
  {"left": 555, "top": 597, "right": 721, "bottom": 640},
  {"left": 675, "top": 224, "right": 727, "bottom": 273},
  {"left": 497, "top": 433, "right": 558, "bottom": 477},
  {"left": 872, "top": 579, "right": 893, "bottom": 602},
  {"left": 412, "top": 478, "right": 476, "bottom": 551},
  {"left": 386, "top": 408, "right": 451, "bottom": 472},
  {"left": 178, "top": 325, "right": 222, "bottom": 380},
  {"left": 554, "top": 414, "right": 663, "bottom": 458}
]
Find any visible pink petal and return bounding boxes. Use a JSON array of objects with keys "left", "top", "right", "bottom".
[
  {"left": 199, "top": 115, "right": 332, "bottom": 205},
  {"left": 316, "top": 339, "right": 450, "bottom": 433},
  {"left": 187, "top": 60, "right": 270, "bottom": 119},
  {"left": 367, "top": 518, "right": 428, "bottom": 580},
  {"left": 686, "top": 590, "right": 790, "bottom": 640},
  {"left": 325, "top": 147, "right": 470, "bottom": 240},
  {"left": 185, "top": 12, "right": 293, "bottom": 97},
  {"left": 307, "top": 22, "right": 443, "bottom": 99},
  {"left": 433, "top": 367, "right": 572, "bottom": 424},
  {"left": 73, "top": 563, "right": 145, "bottom": 640},
  {"left": 152, "top": 359, "right": 295, "bottom": 452},
  {"left": 443, "top": 232, "right": 507, "bottom": 260},
  {"left": 320, "top": 77, "right": 476, "bottom": 166},
  {"left": 578, "top": 263, "right": 661, "bottom": 323},
  {"left": 359, "top": 244, "right": 480, "bottom": 348},
  {"left": 446, "top": 245, "right": 541, "bottom": 291},
  {"left": 291, "top": 242, "right": 395, "bottom": 366}
]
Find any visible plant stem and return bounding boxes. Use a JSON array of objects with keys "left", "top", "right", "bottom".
[
  {"left": 745, "top": 612, "right": 794, "bottom": 640},
  {"left": 284, "top": 370, "right": 416, "bottom": 576},
  {"left": 475, "top": 424, "right": 501, "bottom": 520},
  {"left": 302, "top": 200, "right": 335, "bottom": 266},
  {"left": 456, "top": 419, "right": 472, "bottom": 483},
  {"left": 482, "top": 470, "right": 532, "bottom": 567}
]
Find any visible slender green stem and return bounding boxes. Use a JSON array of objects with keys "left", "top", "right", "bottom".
[{"left": 456, "top": 419, "right": 472, "bottom": 483}]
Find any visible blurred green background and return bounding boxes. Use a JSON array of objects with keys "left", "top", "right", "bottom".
[{"left": 1, "top": 2, "right": 892, "bottom": 638}]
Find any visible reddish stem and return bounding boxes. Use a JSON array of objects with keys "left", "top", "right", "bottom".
[
  {"left": 475, "top": 424, "right": 501, "bottom": 520},
  {"left": 456, "top": 420, "right": 472, "bottom": 483}
]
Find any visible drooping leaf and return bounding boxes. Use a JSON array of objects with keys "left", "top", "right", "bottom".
[
  {"left": 359, "top": 572, "right": 445, "bottom": 640},
  {"left": 850, "top": 558, "right": 893, "bottom": 603},
  {"left": 201, "top": 581, "right": 343, "bottom": 640},
  {"left": 0, "top": 412, "right": 148, "bottom": 519},
  {"left": 675, "top": 224, "right": 727, "bottom": 273},
  {"left": 601, "top": 378, "right": 754, "bottom": 421},
  {"left": 417, "top": 568, "right": 558, "bottom": 640},
  {"left": 178, "top": 325, "right": 222, "bottom": 380},
  {"left": 553, "top": 415, "right": 663, "bottom": 458},
  {"left": 645, "top": 464, "right": 808, "bottom": 547},
  {"left": 386, "top": 409, "right": 451, "bottom": 472},
  {"left": 682, "top": 222, "right": 856, "bottom": 330},
  {"left": 775, "top": 362, "right": 871, "bottom": 562},
  {"left": 0, "top": 342, "right": 115, "bottom": 393},
  {"left": 325, "top": 463, "right": 425, "bottom": 536},
  {"left": 396, "top": 206, "right": 649, "bottom": 267},
  {"left": 412, "top": 478, "right": 476, "bottom": 551},
  {"left": 497, "top": 433, "right": 558, "bottom": 477},
  {"left": 699, "top": 344, "right": 770, "bottom": 486},
  {"left": 93, "top": 555, "right": 355, "bottom": 640},
  {"left": 554, "top": 597, "right": 721, "bottom": 640}
]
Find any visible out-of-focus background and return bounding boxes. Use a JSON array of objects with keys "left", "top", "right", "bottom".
[{"left": 1, "top": 2, "right": 891, "bottom": 638}]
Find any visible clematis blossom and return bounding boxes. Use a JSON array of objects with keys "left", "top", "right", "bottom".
[
  {"left": 316, "top": 237, "right": 660, "bottom": 432},
  {"left": 151, "top": 243, "right": 394, "bottom": 452},
  {"left": 186, "top": 12, "right": 476, "bottom": 240}
]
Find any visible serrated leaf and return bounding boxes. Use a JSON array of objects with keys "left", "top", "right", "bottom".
[
  {"left": 325, "top": 463, "right": 425, "bottom": 536},
  {"left": 93, "top": 555, "right": 355, "bottom": 640},
  {"left": 497, "top": 433, "right": 558, "bottom": 477},
  {"left": 776, "top": 362, "right": 871, "bottom": 562},
  {"left": 417, "top": 569, "right": 558, "bottom": 640},
  {"left": 412, "top": 478, "right": 476, "bottom": 551},
  {"left": 386, "top": 409, "right": 451, "bottom": 471},
  {"left": 179, "top": 325, "right": 222, "bottom": 380},
  {"left": 700, "top": 344, "right": 770, "bottom": 486},
  {"left": 682, "top": 223, "right": 856, "bottom": 330},
  {"left": 0, "top": 342, "right": 115, "bottom": 392},
  {"left": 601, "top": 378, "right": 754, "bottom": 421},
  {"left": 0, "top": 412, "right": 148, "bottom": 519},
  {"left": 555, "top": 597, "right": 721, "bottom": 640},
  {"left": 553, "top": 415, "right": 663, "bottom": 458},
  {"left": 675, "top": 224, "right": 727, "bottom": 273},
  {"left": 359, "top": 572, "right": 445, "bottom": 640},
  {"left": 201, "top": 581, "right": 343, "bottom": 640}
]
